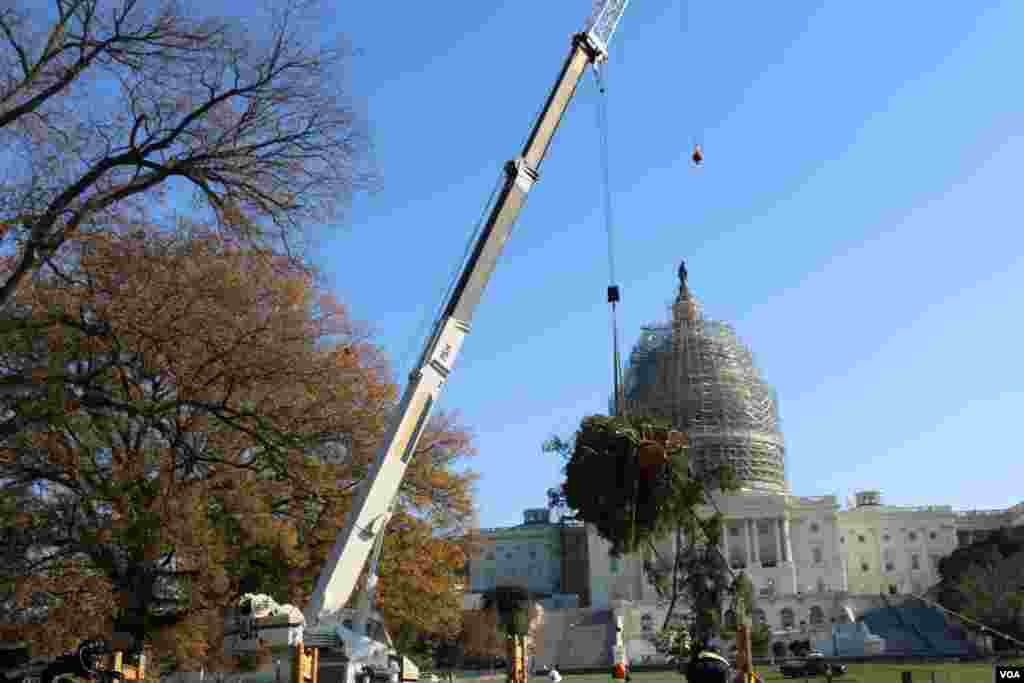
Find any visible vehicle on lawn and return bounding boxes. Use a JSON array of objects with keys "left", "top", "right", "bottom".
[{"left": 779, "top": 653, "right": 847, "bottom": 679}]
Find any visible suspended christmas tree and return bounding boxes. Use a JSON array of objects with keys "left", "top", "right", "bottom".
[{"left": 556, "top": 414, "right": 739, "bottom": 556}]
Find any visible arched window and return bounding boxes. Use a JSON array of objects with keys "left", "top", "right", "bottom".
[
  {"left": 780, "top": 608, "right": 795, "bottom": 629},
  {"left": 809, "top": 606, "right": 825, "bottom": 626}
]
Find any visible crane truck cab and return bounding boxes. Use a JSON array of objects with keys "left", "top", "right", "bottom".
[{"left": 224, "top": 596, "right": 418, "bottom": 683}]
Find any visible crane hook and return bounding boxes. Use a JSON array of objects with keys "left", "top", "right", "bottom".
[{"left": 691, "top": 143, "right": 704, "bottom": 167}]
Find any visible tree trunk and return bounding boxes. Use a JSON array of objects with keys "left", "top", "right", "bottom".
[
  {"left": 506, "top": 635, "right": 527, "bottom": 683},
  {"left": 660, "top": 527, "right": 684, "bottom": 631}
]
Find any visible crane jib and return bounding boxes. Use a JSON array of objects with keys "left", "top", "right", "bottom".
[{"left": 584, "top": 0, "right": 631, "bottom": 56}]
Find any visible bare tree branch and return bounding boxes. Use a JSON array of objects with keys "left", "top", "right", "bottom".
[{"left": 0, "top": 0, "right": 376, "bottom": 308}]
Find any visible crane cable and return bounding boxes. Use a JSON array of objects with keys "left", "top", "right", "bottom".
[
  {"left": 593, "top": 64, "right": 625, "bottom": 421},
  {"left": 594, "top": 63, "right": 641, "bottom": 556}
]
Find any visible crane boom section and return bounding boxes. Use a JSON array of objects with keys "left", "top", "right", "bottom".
[
  {"left": 584, "top": 0, "right": 631, "bottom": 58},
  {"left": 306, "top": 2, "right": 630, "bottom": 626}
]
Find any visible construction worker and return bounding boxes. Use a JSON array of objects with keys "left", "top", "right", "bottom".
[{"left": 685, "top": 641, "right": 731, "bottom": 683}]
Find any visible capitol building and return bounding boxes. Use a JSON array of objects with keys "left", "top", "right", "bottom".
[{"left": 465, "top": 263, "right": 1023, "bottom": 666}]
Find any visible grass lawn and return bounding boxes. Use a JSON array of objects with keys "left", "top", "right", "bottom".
[{"left": 514, "top": 661, "right": 1024, "bottom": 683}]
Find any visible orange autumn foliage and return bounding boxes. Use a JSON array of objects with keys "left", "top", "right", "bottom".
[{"left": 0, "top": 228, "right": 477, "bottom": 668}]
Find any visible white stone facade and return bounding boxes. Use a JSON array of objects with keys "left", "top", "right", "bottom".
[
  {"left": 468, "top": 492, "right": 1021, "bottom": 669},
  {"left": 584, "top": 490, "right": 974, "bottom": 620},
  {"left": 474, "top": 494, "right": 1021, "bottom": 669}
]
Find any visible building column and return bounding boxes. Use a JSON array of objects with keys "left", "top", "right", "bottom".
[
  {"left": 743, "top": 518, "right": 752, "bottom": 568},
  {"left": 749, "top": 519, "right": 760, "bottom": 565},
  {"left": 773, "top": 518, "right": 783, "bottom": 565},
  {"left": 783, "top": 516, "right": 798, "bottom": 594},
  {"left": 783, "top": 517, "right": 794, "bottom": 564}
]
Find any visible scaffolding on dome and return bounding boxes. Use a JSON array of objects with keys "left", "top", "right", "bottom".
[{"left": 621, "top": 264, "right": 787, "bottom": 493}]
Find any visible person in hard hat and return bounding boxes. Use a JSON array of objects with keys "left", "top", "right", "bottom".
[{"left": 685, "top": 641, "right": 731, "bottom": 683}]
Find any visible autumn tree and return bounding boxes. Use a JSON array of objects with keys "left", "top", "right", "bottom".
[
  {"left": 0, "top": 228, "right": 476, "bottom": 669},
  {"left": 460, "top": 608, "right": 503, "bottom": 664},
  {"left": 0, "top": 0, "right": 375, "bottom": 307}
]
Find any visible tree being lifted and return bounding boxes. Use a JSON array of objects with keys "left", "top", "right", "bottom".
[{"left": 547, "top": 414, "right": 748, "bottom": 649}]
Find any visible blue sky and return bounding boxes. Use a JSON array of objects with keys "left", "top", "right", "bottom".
[{"left": 307, "top": 0, "right": 1022, "bottom": 529}]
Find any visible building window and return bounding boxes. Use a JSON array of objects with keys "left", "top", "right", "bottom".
[
  {"left": 908, "top": 532, "right": 918, "bottom": 542},
  {"left": 810, "top": 522, "right": 820, "bottom": 533},
  {"left": 858, "top": 535, "right": 866, "bottom": 543},
  {"left": 911, "top": 555, "right": 920, "bottom": 570},
  {"left": 780, "top": 608, "right": 795, "bottom": 629},
  {"left": 730, "top": 525, "right": 739, "bottom": 537},
  {"left": 725, "top": 610, "right": 737, "bottom": 630},
  {"left": 861, "top": 562, "right": 870, "bottom": 572},
  {"left": 610, "top": 556, "right": 621, "bottom": 575},
  {"left": 929, "top": 531, "right": 937, "bottom": 540},
  {"left": 809, "top": 606, "right": 825, "bottom": 626},
  {"left": 889, "top": 584, "right": 898, "bottom": 596},
  {"left": 812, "top": 547, "right": 823, "bottom": 564},
  {"left": 486, "top": 552, "right": 495, "bottom": 560},
  {"left": 816, "top": 578, "right": 827, "bottom": 593},
  {"left": 641, "top": 614, "right": 654, "bottom": 632},
  {"left": 753, "top": 609, "right": 767, "bottom": 626},
  {"left": 529, "top": 550, "right": 537, "bottom": 560},
  {"left": 885, "top": 561, "right": 894, "bottom": 571},
  {"left": 883, "top": 534, "right": 891, "bottom": 542},
  {"left": 840, "top": 536, "right": 845, "bottom": 544}
]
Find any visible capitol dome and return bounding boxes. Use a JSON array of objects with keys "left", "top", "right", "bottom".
[{"left": 622, "top": 261, "right": 787, "bottom": 493}]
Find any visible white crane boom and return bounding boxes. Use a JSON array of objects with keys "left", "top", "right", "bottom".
[{"left": 305, "top": 0, "right": 632, "bottom": 629}]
